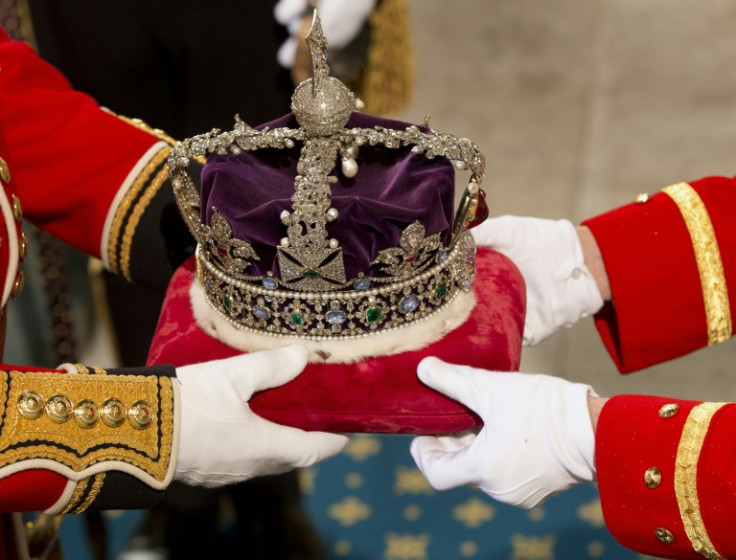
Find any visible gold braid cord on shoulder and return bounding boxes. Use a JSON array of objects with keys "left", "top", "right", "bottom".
[
  {"left": 108, "top": 112, "right": 178, "bottom": 147},
  {"left": 663, "top": 183, "right": 732, "bottom": 346},
  {"left": 675, "top": 402, "right": 728, "bottom": 560},
  {"left": 0, "top": 370, "right": 175, "bottom": 487}
]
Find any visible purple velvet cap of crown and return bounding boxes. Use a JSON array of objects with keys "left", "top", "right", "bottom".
[{"left": 200, "top": 112, "right": 456, "bottom": 280}]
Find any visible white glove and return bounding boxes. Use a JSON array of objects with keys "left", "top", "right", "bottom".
[
  {"left": 410, "top": 357, "right": 597, "bottom": 509},
  {"left": 472, "top": 216, "right": 604, "bottom": 346},
  {"left": 274, "top": 0, "right": 377, "bottom": 68},
  {"left": 174, "top": 346, "right": 348, "bottom": 488}
]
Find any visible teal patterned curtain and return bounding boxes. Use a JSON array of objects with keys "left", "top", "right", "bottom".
[
  {"left": 300, "top": 434, "right": 642, "bottom": 560},
  {"left": 58, "top": 433, "right": 651, "bottom": 559}
]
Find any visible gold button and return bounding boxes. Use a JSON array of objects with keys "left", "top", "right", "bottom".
[
  {"left": 0, "top": 157, "right": 10, "bottom": 183},
  {"left": 19, "top": 233, "right": 28, "bottom": 260},
  {"left": 46, "top": 394, "right": 73, "bottom": 423},
  {"left": 635, "top": 193, "right": 651, "bottom": 203},
  {"left": 18, "top": 391, "right": 45, "bottom": 420},
  {"left": 645, "top": 467, "right": 662, "bottom": 489},
  {"left": 12, "top": 271, "right": 24, "bottom": 299},
  {"left": 74, "top": 399, "right": 100, "bottom": 429},
  {"left": 11, "top": 195, "right": 22, "bottom": 222},
  {"left": 101, "top": 398, "right": 126, "bottom": 428},
  {"left": 655, "top": 527, "right": 674, "bottom": 544},
  {"left": 659, "top": 403, "right": 680, "bottom": 418},
  {"left": 128, "top": 400, "right": 154, "bottom": 430}
]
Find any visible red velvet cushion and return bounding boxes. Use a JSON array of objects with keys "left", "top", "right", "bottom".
[{"left": 147, "top": 247, "right": 525, "bottom": 434}]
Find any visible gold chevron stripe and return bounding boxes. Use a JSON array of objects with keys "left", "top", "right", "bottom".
[
  {"left": 674, "top": 402, "right": 728, "bottom": 559},
  {"left": 663, "top": 183, "right": 731, "bottom": 345}
]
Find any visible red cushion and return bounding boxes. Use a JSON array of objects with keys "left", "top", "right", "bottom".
[{"left": 147, "top": 247, "right": 525, "bottom": 434}]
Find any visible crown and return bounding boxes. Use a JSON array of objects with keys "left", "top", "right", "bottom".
[{"left": 167, "top": 12, "right": 488, "bottom": 344}]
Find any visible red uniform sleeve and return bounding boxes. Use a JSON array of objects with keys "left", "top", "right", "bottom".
[
  {"left": 596, "top": 395, "right": 736, "bottom": 559},
  {"left": 0, "top": 28, "right": 160, "bottom": 259},
  {"left": 0, "top": 29, "right": 195, "bottom": 293},
  {"left": 582, "top": 176, "right": 736, "bottom": 372}
]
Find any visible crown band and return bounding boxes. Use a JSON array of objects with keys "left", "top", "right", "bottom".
[{"left": 195, "top": 232, "right": 476, "bottom": 340}]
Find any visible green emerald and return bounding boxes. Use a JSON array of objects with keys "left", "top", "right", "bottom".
[
  {"left": 223, "top": 295, "right": 233, "bottom": 310},
  {"left": 304, "top": 269, "right": 321, "bottom": 278},
  {"left": 366, "top": 307, "right": 382, "bottom": 324},
  {"left": 291, "top": 313, "right": 304, "bottom": 326},
  {"left": 436, "top": 283, "right": 448, "bottom": 300}
]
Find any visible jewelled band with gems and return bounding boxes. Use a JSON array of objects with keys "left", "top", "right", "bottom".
[{"left": 197, "top": 233, "right": 476, "bottom": 340}]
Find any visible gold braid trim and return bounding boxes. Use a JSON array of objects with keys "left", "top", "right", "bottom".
[
  {"left": 68, "top": 474, "right": 106, "bottom": 514},
  {"left": 0, "top": 371, "right": 174, "bottom": 484},
  {"left": 59, "top": 477, "right": 89, "bottom": 514},
  {"left": 106, "top": 146, "right": 170, "bottom": 275},
  {"left": 360, "top": 0, "right": 413, "bottom": 114},
  {"left": 120, "top": 164, "right": 171, "bottom": 281},
  {"left": 674, "top": 402, "right": 728, "bottom": 560},
  {"left": 107, "top": 111, "right": 178, "bottom": 147},
  {"left": 663, "top": 183, "right": 732, "bottom": 345}
]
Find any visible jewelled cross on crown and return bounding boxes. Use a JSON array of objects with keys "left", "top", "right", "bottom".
[{"left": 277, "top": 11, "right": 358, "bottom": 291}]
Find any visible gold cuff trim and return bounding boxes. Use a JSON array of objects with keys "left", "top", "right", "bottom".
[
  {"left": 120, "top": 164, "right": 171, "bottom": 281},
  {"left": 663, "top": 183, "right": 732, "bottom": 345},
  {"left": 675, "top": 402, "right": 728, "bottom": 560},
  {"left": 60, "top": 473, "right": 106, "bottom": 514},
  {"left": 106, "top": 145, "right": 171, "bottom": 277},
  {"left": 0, "top": 371, "right": 174, "bottom": 484}
]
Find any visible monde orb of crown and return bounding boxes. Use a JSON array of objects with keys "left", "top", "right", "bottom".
[
  {"left": 291, "top": 73, "right": 355, "bottom": 136},
  {"left": 290, "top": 10, "right": 355, "bottom": 136}
]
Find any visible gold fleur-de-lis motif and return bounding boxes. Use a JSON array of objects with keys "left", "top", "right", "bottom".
[
  {"left": 384, "top": 533, "right": 431, "bottom": 560},
  {"left": 577, "top": 498, "right": 605, "bottom": 528},
  {"left": 510, "top": 534, "right": 556, "bottom": 560},
  {"left": 452, "top": 497, "right": 496, "bottom": 528},
  {"left": 297, "top": 468, "right": 316, "bottom": 495},
  {"left": 343, "top": 435, "right": 382, "bottom": 462},
  {"left": 328, "top": 496, "right": 372, "bottom": 527},
  {"left": 394, "top": 466, "right": 434, "bottom": 496}
]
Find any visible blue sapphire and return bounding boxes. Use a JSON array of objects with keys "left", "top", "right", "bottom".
[
  {"left": 204, "top": 277, "right": 215, "bottom": 293},
  {"left": 262, "top": 277, "right": 277, "bottom": 290},
  {"left": 325, "top": 311, "right": 346, "bottom": 325},
  {"left": 437, "top": 251, "right": 449, "bottom": 264},
  {"left": 354, "top": 278, "right": 371, "bottom": 290},
  {"left": 252, "top": 306, "right": 270, "bottom": 320},
  {"left": 399, "top": 295, "right": 420, "bottom": 314}
]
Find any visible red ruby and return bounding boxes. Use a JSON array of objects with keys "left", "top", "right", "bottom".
[{"left": 464, "top": 189, "right": 489, "bottom": 229}]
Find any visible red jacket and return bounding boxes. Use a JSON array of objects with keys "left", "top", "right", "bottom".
[
  {"left": 0, "top": 27, "right": 190, "bottom": 530},
  {"left": 584, "top": 177, "right": 736, "bottom": 559}
]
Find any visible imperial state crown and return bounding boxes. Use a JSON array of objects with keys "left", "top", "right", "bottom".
[{"left": 147, "top": 13, "right": 525, "bottom": 433}]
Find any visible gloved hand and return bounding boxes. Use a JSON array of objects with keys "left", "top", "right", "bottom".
[
  {"left": 472, "top": 216, "right": 604, "bottom": 345},
  {"left": 410, "top": 357, "right": 597, "bottom": 508},
  {"left": 274, "top": 0, "right": 377, "bottom": 68},
  {"left": 174, "top": 346, "right": 348, "bottom": 488}
]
